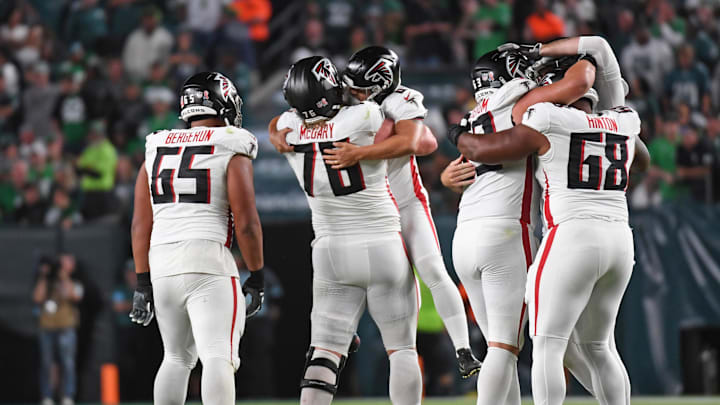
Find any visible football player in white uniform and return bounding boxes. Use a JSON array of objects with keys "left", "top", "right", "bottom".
[
  {"left": 441, "top": 49, "right": 604, "bottom": 405},
  {"left": 270, "top": 47, "right": 482, "bottom": 377},
  {"left": 449, "top": 58, "right": 650, "bottom": 405},
  {"left": 129, "top": 72, "right": 264, "bottom": 405},
  {"left": 332, "top": 46, "right": 481, "bottom": 376},
  {"left": 278, "top": 56, "right": 422, "bottom": 405}
]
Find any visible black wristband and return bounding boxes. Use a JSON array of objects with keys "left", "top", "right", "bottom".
[
  {"left": 245, "top": 268, "right": 264, "bottom": 289},
  {"left": 137, "top": 272, "right": 151, "bottom": 287},
  {"left": 579, "top": 53, "right": 597, "bottom": 68},
  {"left": 448, "top": 124, "right": 467, "bottom": 147}
]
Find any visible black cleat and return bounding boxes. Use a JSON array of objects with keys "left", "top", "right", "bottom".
[
  {"left": 457, "top": 348, "right": 482, "bottom": 378},
  {"left": 348, "top": 333, "right": 361, "bottom": 354}
]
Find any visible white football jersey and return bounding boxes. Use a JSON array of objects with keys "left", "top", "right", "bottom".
[
  {"left": 382, "top": 86, "right": 430, "bottom": 209},
  {"left": 144, "top": 125, "right": 258, "bottom": 247},
  {"left": 279, "top": 102, "right": 401, "bottom": 237},
  {"left": 457, "top": 78, "right": 540, "bottom": 225},
  {"left": 522, "top": 103, "right": 640, "bottom": 226}
]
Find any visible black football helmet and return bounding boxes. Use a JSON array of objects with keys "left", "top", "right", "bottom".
[
  {"left": 180, "top": 72, "right": 243, "bottom": 127},
  {"left": 471, "top": 49, "right": 531, "bottom": 101},
  {"left": 533, "top": 55, "right": 583, "bottom": 85},
  {"left": 283, "top": 56, "right": 344, "bottom": 124},
  {"left": 343, "top": 46, "right": 401, "bottom": 103},
  {"left": 535, "top": 55, "right": 599, "bottom": 109}
]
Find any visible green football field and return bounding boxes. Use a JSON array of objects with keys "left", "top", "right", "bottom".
[
  {"left": 123, "top": 397, "right": 719, "bottom": 405},
  {"left": 236, "top": 399, "right": 720, "bottom": 405}
]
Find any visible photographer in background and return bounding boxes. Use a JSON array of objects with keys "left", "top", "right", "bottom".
[{"left": 33, "top": 254, "right": 84, "bottom": 405}]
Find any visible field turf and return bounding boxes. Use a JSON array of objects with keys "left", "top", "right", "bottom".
[{"left": 123, "top": 397, "right": 719, "bottom": 405}]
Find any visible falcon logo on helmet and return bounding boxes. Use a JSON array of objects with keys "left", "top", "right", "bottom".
[
  {"left": 214, "top": 73, "right": 236, "bottom": 102},
  {"left": 364, "top": 59, "right": 394, "bottom": 89},
  {"left": 312, "top": 58, "right": 338, "bottom": 87},
  {"left": 505, "top": 52, "right": 526, "bottom": 78}
]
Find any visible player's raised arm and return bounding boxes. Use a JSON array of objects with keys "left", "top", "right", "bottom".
[
  {"left": 129, "top": 162, "right": 155, "bottom": 327},
  {"left": 511, "top": 58, "right": 595, "bottom": 124},
  {"left": 507, "top": 36, "right": 625, "bottom": 110}
]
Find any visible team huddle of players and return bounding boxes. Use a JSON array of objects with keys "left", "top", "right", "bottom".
[{"left": 128, "top": 35, "right": 650, "bottom": 405}]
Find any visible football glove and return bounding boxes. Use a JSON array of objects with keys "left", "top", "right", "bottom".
[
  {"left": 498, "top": 42, "right": 542, "bottom": 61},
  {"left": 448, "top": 113, "right": 471, "bottom": 146},
  {"left": 243, "top": 269, "right": 265, "bottom": 319},
  {"left": 129, "top": 272, "right": 154, "bottom": 327}
]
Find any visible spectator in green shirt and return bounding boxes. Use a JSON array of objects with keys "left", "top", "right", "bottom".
[
  {"left": 52, "top": 70, "right": 88, "bottom": 154},
  {"left": 647, "top": 120, "right": 681, "bottom": 201},
  {"left": 0, "top": 159, "right": 28, "bottom": 221},
  {"left": 664, "top": 44, "right": 711, "bottom": 113},
  {"left": 455, "top": 0, "right": 511, "bottom": 62},
  {"left": 76, "top": 120, "right": 117, "bottom": 219},
  {"left": 472, "top": 0, "right": 511, "bottom": 59}
]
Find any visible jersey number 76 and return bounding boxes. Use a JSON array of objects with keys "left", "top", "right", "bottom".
[
  {"left": 294, "top": 138, "right": 366, "bottom": 197},
  {"left": 151, "top": 146, "right": 214, "bottom": 204}
]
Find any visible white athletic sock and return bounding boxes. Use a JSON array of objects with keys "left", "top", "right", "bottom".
[
  {"left": 415, "top": 254, "right": 470, "bottom": 349},
  {"left": 531, "top": 336, "right": 569, "bottom": 405},
  {"left": 388, "top": 349, "right": 422, "bottom": 405},
  {"left": 300, "top": 350, "right": 340, "bottom": 405},
  {"left": 475, "top": 347, "right": 517, "bottom": 405},
  {"left": 610, "top": 338, "right": 631, "bottom": 404},
  {"left": 153, "top": 358, "right": 192, "bottom": 405},
  {"left": 505, "top": 361, "right": 521, "bottom": 405},
  {"left": 201, "top": 357, "right": 235, "bottom": 405},
  {"left": 577, "top": 342, "right": 630, "bottom": 405}
]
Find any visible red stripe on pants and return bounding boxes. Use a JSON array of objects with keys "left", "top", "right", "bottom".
[
  {"left": 517, "top": 221, "right": 533, "bottom": 344},
  {"left": 409, "top": 157, "right": 439, "bottom": 249},
  {"left": 517, "top": 157, "right": 534, "bottom": 344},
  {"left": 230, "top": 278, "right": 238, "bottom": 360},
  {"left": 534, "top": 226, "right": 558, "bottom": 336}
]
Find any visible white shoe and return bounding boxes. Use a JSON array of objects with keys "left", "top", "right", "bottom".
[
  {"left": 40, "top": 398, "right": 54, "bottom": 405},
  {"left": 60, "top": 398, "right": 74, "bottom": 405}
]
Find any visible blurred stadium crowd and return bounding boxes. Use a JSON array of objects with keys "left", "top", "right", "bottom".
[
  {"left": 2, "top": 0, "right": 720, "bottom": 400},
  {"left": 1, "top": 0, "right": 720, "bottom": 227}
]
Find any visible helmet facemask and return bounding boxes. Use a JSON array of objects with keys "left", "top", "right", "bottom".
[{"left": 342, "top": 75, "right": 381, "bottom": 102}]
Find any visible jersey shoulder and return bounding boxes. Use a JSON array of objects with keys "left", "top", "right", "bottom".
[
  {"left": 382, "top": 85, "right": 427, "bottom": 122},
  {"left": 521, "top": 102, "right": 559, "bottom": 133},
  {"left": 489, "top": 78, "right": 536, "bottom": 111},
  {"left": 278, "top": 110, "right": 302, "bottom": 132},
  {"left": 598, "top": 106, "right": 641, "bottom": 136},
  {"left": 213, "top": 126, "right": 259, "bottom": 159},
  {"left": 144, "top": 129, "right": 170, "bottom": 151},
  {"left": 336, "top": 101, "right": 384, "bottom": 132}
]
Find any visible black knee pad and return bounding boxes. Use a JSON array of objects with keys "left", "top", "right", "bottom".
[{"left": 299, "top": 346, "right": 347, "bottom": 395}]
